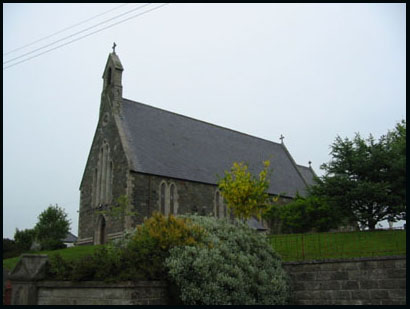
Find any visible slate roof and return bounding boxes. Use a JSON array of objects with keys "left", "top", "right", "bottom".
[
  {"left": 119, "top": 99, "right": 311, "bottom": 198},
  {"left": 62, "top": 232, "right": 77, "bottom": 243},
  {"left": 297, "top": 165, "right": 317, "bottom": 187}
]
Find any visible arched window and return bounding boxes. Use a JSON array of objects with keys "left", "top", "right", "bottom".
[
  {"left": 170, "top": 184, "right": 175, "bottom": 214},
  {"left": 158, "top": 181, "right": 178, "bottom": 215},
  {"left": 107, "top": 67, "right": 112, "bottom": 86},
  {"left": 160, "top": 182, "right": 166, "bottom": 214},
  {"left": 92, "top": 168, "right": 97, "bottom": 207},
  {"left": 93, "top": 141, "right": 113, "bottom": 207},
  {"left": 95, "top": 215, "right": 106, "bottom": 245}
]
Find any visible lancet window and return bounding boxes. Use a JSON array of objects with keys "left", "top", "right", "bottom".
[
  {"left": 158, "top": 181, "right": 178, "bottom": 215},
  {"left": 93, "top": 141, "right": 113, "bottom": 207}
]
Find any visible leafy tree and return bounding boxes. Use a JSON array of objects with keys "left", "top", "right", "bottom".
[
  {"left": 218, "top": 160, "right": 277, "bottom": 220},
  {"left": 34, "top": 204, "right": 71, "bottom": 250},
  {"left": 383, "top": 120, "right": 406, "bottom": 221},
  {"left": 3, "top": 238, "right": 22, "bottom": 259},
  {"left": 312, "top": 120, "right": 406, "bottom": 230},
  {"left": 14, "top": 228, "right": 36, "bottom": 251},
  {"left": 276, "top": 194, "right": 344, "bottom": 233}
]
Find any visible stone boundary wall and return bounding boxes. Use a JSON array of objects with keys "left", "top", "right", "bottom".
[
  {"left": 8, "top": 254, "right": 406, "bottom": 305},
  {"left": 8, "top": 254, "right": 170, "bottom": 305},
  {"left": 283, "top": 255, "right": 406, "bottom": 305},
  {"left": 36, "top": 281, "right": 168, "bottom": 305}
]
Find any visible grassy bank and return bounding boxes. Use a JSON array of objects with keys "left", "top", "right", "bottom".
[
  {"left": 4, "top": 230, "right": 406, "bottom": 270},
  {"left": 3, "top": 245, "right": 102, "bottom": 271},
  {"left": 269, "top": 229, "right": 406, "bottom": 262}
]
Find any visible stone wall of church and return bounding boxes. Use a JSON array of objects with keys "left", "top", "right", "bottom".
[
  {"left": 77, "top": 99, "right": 130, "bottom": 244},
  {"left": 129, "top": 172, "right": 293, "bottom": 231},
  {"left": 129, "top": 172, "right": 218, "bottom": 225}
]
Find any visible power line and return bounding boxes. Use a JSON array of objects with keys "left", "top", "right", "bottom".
[
  {"left": 3, "top": 3, "right": 170, "bottom": 70},
  {"left": 3, "top": 3, "right": 153, "bottom": 65},
  {"left": 3, "top": 3, "right": 130, "bottom": 56}
]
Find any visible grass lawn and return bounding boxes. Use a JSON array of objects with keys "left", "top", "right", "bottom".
[
  {"left": 4, "top": 230, "right": 406, "bottom": 270},
  {"left": 269, "top": 229, "right": 406, "bottom": 262},
  {"left": 3, "top": 245, "right": 102, "bottom": 271}
]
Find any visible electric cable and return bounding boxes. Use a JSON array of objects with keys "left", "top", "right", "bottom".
[
  {"left": 3, "top": 3, "right": 170, "bottom": 70},
  {"left": 3, "top": 3, "right": 153, "bottom": 65},
  {"left": 3, "top": 3, "right": 130, "bottom": 56}
]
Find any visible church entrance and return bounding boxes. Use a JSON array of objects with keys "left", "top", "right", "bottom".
[{"left": 96, "top": 215, "right": 106, "bottom": 245}]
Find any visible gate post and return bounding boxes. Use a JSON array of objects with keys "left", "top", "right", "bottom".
[{"left": 9, "top": 254, "right": 49, "bottom": 305}]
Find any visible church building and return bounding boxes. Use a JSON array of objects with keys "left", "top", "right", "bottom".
[{"left": 76, "top": 50, "right": 316, "bottom": 245}]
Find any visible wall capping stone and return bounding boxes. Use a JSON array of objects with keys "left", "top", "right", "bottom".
[
  {"left": 283, "top": 255, "right": 406, "bottom": 265},
  {"left": 37, "top": 280, "right": 168, "bottom": 288}
]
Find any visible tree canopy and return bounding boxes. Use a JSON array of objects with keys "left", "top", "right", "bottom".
[
  {"left": 34, "top": 204, "right": 71, "bottom": 250},
  {"left": 311, "top": 120, "right": 406, "bottom": 230},
  {"left": 272, "top": 193, "right": 344, "bottom": 233},
  {"left": 217, "top": 160, "right": 276, "bottom": 220}
]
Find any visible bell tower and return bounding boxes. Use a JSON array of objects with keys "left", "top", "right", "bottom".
[{"left": 101, "top": 43, "right": 124, "bottom": 114}]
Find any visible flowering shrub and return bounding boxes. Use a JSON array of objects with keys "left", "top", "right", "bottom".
[
  {"left": 165, "top": 215, "right": 291, "bottom": 305},
  {"left": 218, "top": 161, "right": 273, "bottom": 220},
  {"left": 47, "top": 213, "right": 206, "bottom": 282},
  {"left": 121, "top": 212, "right": 207, "bottom": 279}
]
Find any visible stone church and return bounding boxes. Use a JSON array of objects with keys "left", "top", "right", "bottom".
[{"left": 77, "top": 51, "right": 316, "bottom": 245}]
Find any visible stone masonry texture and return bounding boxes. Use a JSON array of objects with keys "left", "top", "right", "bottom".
[
  {"left": 78, "top": 96, "right": 130, "bottom": 242},
  {"left": 36, "top": 281, "right": 169, "bottom": 305},
  {"left": 283, "top": 256, "right": 406, "bottom": 305},
  {"left": 9, "top": 254, "right": 406, "bottom": 305}
]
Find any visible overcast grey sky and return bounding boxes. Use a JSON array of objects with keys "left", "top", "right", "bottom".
[{"left": 3, "top": 3, "right": 406, "bottom": 239}]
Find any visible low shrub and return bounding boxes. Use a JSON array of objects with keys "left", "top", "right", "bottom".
[
  {"left": 165, "top": 215, "right": 291, "bottom": 305},
  {"left": 45, "top": 213, "right": 291, "bottom": 305},
  {"left": 47, "top": 212, "right": 206, "bottom": 282}
]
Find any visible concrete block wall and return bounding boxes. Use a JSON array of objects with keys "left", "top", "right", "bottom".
[{"left": 283, "top": 256, "right": 406, "bottom": 305}]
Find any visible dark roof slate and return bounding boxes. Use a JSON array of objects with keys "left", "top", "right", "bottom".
[
  {"left": 119, "top": 99, "right": 309, "bottom": 197},
  {"left": 62, "top": 232, "right": 77, "bottom": 243},
  {"left": 297, "top": 165, "right": 317, "bottom": 187}
]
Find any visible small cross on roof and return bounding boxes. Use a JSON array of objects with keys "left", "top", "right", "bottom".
[{"left": 280, "top": 134, "right": 284, "bottom": 144}]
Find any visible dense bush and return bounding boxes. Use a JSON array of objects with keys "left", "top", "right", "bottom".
[
  {"left": 46, "top": 213, "right": 291, "bottom": 305},
  {"left": 121, "top": 212, "right": 207, "bottom": 279},
  {"left": 165, "top": 215, "right": 291, "bottom": 305},
  {"left": 47, "top": 213, "right": 206, "bottom": 282},
  {"left": 276, "top": 194, "right": 342, "bottom": 233},
  {"left": 47, "top": 246, "right": 123, "bottom": 282},
  {"left": 3, "top": 238, "right": 22, "bottom": 259},
  {"left": 14, "top": 228, "right": 36, "bottom": 251}
]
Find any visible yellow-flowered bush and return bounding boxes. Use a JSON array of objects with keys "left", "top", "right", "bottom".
[{"left": 218, "top": 160, "right": 277, "bottom": 220}]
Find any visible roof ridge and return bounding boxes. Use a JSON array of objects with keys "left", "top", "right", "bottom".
[{"left": 122, "top": 98, "right": 283, "bottom": 147}]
